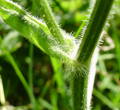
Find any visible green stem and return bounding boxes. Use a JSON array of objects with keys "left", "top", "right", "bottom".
[
  {"left": 77, "top": 0, "right": 114, "bottom": 63},
  {"left": 28, "top": 44, "right": 34, "bottom": 92},
  {"left": 37, "top": 0, "right": 65, "bottom": 43},
  {"left": 4, "top": 50, "right": 37, "bottom": 110},
  {"left": 51, "top": 57, "right": 65, "bottom": 95},
  {"left": 72, "top": 74, "right": 88, "bottom": 110},
  {"left": 74, "top": 21, "right": 86, "bottom": 38},
  {"left": 72, "top": 0, "right": 114, "bottom": 110}
]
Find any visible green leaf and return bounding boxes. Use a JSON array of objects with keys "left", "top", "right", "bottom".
[
  {"left": 0, "top": 0, "right": 65, "bottom": 58},
  {"left": 0, "top": 0, "right": 77, "bottom": 61}
]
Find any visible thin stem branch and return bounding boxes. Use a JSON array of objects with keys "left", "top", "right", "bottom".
[
  {"left": 74, "top": 21, "right": 86, "bottom": 38},
  {"left": 28, "top": 44, "right": 34, "bottom": 92},
  {"left": 37, "top": 0, "right": 65, "bottom": 43}
]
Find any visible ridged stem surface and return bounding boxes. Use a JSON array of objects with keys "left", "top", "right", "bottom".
[
  {"left": 78, "top": 0, "right": 114, "bottom": 62},
  {"left": 72, "top": 0, "right": 114, "bottom": 110},
  {"left": 72, "top": 74, "right": 88, "bottom": 110}
]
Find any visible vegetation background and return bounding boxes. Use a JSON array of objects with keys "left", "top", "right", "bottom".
[{"left": 0, "top": 0, "right": 120, "bottom": 110}]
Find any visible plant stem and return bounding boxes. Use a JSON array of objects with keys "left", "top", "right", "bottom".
[
  {"left": 72, "top": 74, "right": 88, "bottom": 110},
  {"left": 77, "top": 0, "right": 114, "bottom": 62},
  {"left": 28, "top": 44, "right": 34, "bottom": 92},
  {"left": 72, "top": 0, "right": 114, "bottom": 110},
  {"left": 37, "top": 0, "right": 65, "bottom": 43},
  {"left": 51, "top": 57, "right": 65, "bottom": 96},
  {"left": 74, "top": 21, "right": 86, "bottom": 38}
]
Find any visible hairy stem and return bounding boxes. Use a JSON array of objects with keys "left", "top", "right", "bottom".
[
  {"left": 37, "top": 0, "right": 65, "bottom": 43},
  {"left": 72, "top": 0, "right": 114, "bottom": 110},
  {"left": 77, "top": 0, "right": 114, "bottom": 63},
  {"left": 72, "top": 74, "right": 88, "bottom": 110}
]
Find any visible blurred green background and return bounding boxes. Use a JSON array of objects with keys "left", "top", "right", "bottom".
[{"left": 0, "top": 0, "right": 120, "bottom": 110}]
